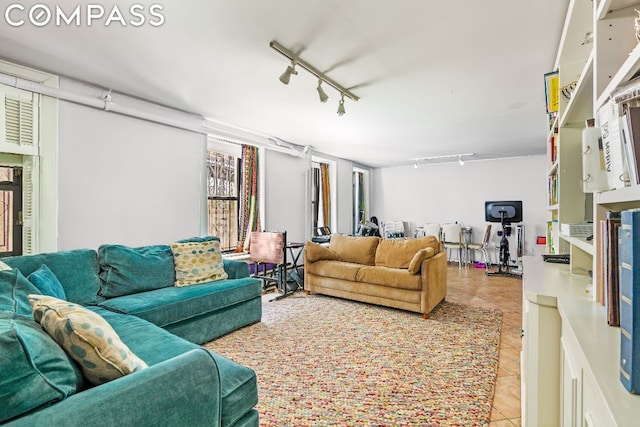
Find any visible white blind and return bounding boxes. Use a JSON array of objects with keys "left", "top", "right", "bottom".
[{"left": 0, "top": 84, "right": 38, "bottom": 155}]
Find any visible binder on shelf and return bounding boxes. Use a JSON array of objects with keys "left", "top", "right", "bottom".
[
  {"left": 619, "top": 209, "right": 640, "bottom": 393},
  {"left": 598, "top": 100, "right": 627, "bottom": 190},
  {"left": 620, "top": 105, "right": 640, "bottom": 186},
  {"left": 582, "top": 118, "right": 608, "bottom": 193}
]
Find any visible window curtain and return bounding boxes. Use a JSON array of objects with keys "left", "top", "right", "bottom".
[
  {"left": 320, "top": 162, "right": 331, "bottom": 229},
  {"left": 237, "top": 145, "right": 259, "bottom": 252},
  {"left": 357, "top": 171, "right": 365, "bottom": 223}
]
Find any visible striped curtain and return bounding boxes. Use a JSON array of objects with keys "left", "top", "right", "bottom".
[
  {"left": 320, "top": 163, "right": 331, "bottom": 228},
  {"left": 237, "top": 145, "right": 260, "bottom": 252}
]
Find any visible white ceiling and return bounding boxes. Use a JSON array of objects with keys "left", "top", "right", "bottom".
[{"left": 0, "top": 1, "right": 569, "bottom": 167}]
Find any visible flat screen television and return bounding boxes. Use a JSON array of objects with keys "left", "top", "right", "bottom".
[{"left": 484, "top": 200, "right": 523, "bottom": 223}]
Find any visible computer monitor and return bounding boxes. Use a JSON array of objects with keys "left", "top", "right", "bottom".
[{"left": 484, "top": 200, "right": 523, "bottom": 223}]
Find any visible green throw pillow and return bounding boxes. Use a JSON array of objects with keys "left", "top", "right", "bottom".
[
  {"left": 29, "top": 294, "right": 148, "bottom": 385},
  {"left": 98, "top": 244, "right": 175, "bottom": 298},
  {"left": 27, "top": 264, "right": 67, "bottom": 300},
  {"left": 0, "top": 268, "right": 41, "bottom": 315},
  {"left": 0, "top": 312, "right": 83, "bottom": 423}
]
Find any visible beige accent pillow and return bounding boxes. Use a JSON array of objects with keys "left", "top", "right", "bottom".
[
  {"left": 305, "top": 241, "right": 339, "bottom": 263},
  {"left": 329, "top": 234, "right": 380, "bottom": 265},
  {"left": 375, "top": 236, "right": 440, "bottom": 269},
  {"left": 170, "top": 240, "right": 228, "bottom": 287},
  {"left": 408, "top": 247, "right": 436, "bottom": 274},
  {"left": 28, "top": 294, "right": 148, "bottom": 385}
]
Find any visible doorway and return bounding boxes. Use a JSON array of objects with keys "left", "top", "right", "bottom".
[{"left": 0, "top": 166, "right": 22, "bottom": 257}]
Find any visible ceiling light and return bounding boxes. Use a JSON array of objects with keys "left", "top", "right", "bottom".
[
  {"left": 279, "top": 61, "right": 298, "bottom": 85},
  {"left": 270, "top": 40, "right": 359, "bottom": 115},
  {"left": 337, "top": 94, "right": 346, "bottom": 116},
  {"left": 458, "top": 155, "right": 465, "bottom": 166},
  {"left": 317, "top": 79, "right": 329, "bottom": 103}
]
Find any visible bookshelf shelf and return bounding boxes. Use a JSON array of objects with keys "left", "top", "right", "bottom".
[
  {"left": 560, "top": 233, "right": 595, "bottom": 256},
  {"left": 560, "top": 52, "right": 594, "bottom": 128}
]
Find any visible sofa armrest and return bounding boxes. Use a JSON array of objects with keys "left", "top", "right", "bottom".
[
  {"left": 420, "top": 251, "right": 448, "bottom": 316},
  {"left": 223, "top": 259, "right": 251, "bottom": 279},
  {"left": 5, "top": 349, "right": 222, "bottom": 427}
]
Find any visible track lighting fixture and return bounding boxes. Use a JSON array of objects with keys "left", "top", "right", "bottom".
[
  {"left": 279, "top": 60, "right": 298, "bottom": 85},
  {"left": 317, "top": 79, "right": 329, "bottom": 103},
  {"left": 270, "top": 40, "right": 359, "bottom": 115},
  {"left": 337, "top": 94, "right": 346, "bottom": 116},
  {"left": 412, "top": 153, "right": 475, "bottom": 167}
]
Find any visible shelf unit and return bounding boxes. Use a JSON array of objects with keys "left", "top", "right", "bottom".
[
  {"left": 526, "top": 0, "right": 640, "bottom": 425},
  {"left": 545, "top": 0, "right": 592, "bottom": 262}
]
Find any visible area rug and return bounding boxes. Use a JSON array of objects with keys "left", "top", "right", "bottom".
[{"left": 205, "top": 294, "right": 502, "bottom": 426}]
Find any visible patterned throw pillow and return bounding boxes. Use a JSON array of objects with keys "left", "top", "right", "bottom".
[
  {"left": 28, "top": 294, "right": 148, "bottom": 385},
  {"left": 170, "top": 240, "right": 228, "bottom": 287}
]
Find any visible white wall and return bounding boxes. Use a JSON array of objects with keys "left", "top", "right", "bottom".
[
  {"left": 57, "top": 101, "right": 206, "bottom": 250},
  {"left": 263, "top": 150, "right": 356, "bottom": 242},
  {"left": 371, "top": 155, "right": 547, "bottom": 262},
  {"left": 263, "top": 150, "right": 307, "bottom": 242}
]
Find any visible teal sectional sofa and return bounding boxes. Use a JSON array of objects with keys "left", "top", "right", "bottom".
[{"left": 0, "top": 239, "right": 262, "bottom": 426}]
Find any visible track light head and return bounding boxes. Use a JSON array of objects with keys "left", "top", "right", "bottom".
[
  {"left": 458, "top": 155, "right": 465, "bottom": 166},
  {"left": 279, "top": 61, "right": 298, "bottom": 85},
  {"left": 414, "top": 160, "right": 419, "bottom": 169},
  {"left": 337, "top": 94, "right": 346, "bottom": 116},
  {"left": 317, "top": 80, "right": 329, "bottom": 103}
]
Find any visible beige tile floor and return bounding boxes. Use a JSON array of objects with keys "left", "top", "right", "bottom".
[{"left": 445, "top": 263, "right": 523, "bottom": 427}]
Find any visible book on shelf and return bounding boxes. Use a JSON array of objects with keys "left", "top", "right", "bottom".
[
  {"left": 597, "top": 220, "right": 605, "bottom": 305},
  {"left": 619, "top": 209, "right": 640, "bottom": 393},
  {"left": 547, "top": 175, "right": 558, "bottom": 206},
  {"left": 546, "top": 220, "right": 557, "bottom": 254},
  {"left": 620, "top": 105, "right": 640, "bottom": 186},
  {"left": 598, "top": 99, "right": 628, "bottom": 190},
  {"left": 604, "top": 213, "right": 621, "bottom": 327},
  {"left": 560, "top": 223, "right": 592, "bottom": 238}
]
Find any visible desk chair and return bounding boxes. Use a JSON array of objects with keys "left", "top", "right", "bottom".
[
  {"left": 467, "top": 224, "right": 492, "bottom": 273},
  {"left": 441, "top": 223, "right": 464, "bottom": 268}
]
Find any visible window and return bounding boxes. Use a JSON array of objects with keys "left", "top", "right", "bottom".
[
  {"left": 311, "top": 160, "right": 332, "bottom": 235},
  {"left": 207, "top": 151, "right": 239, "bottom": 252}
]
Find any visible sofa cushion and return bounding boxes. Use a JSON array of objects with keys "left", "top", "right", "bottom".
[
  {"left": 27, "top": 265, "right": 67, "bottom": 300},
  {"left": 0, "top": 312, "right": 83, "bottom": 423},
  {"left": 305, "top": 260, "right": 362, "bottom": 282},
  {"left": 29, "top": 295, "right": 148, "bottom": 385},
  {"left": 305, "top": 241, "right": 339, "bottom": 263},
  {"left": 97, "top": 277, "right": 259, "bottom": 328},
  {"left": 170, "top": 240, "right": 228, "bottom": 287},
  {"left": 407, "top": 247, "right": 436, "bottom": 274},
  {"left": 98, "top": 244, "right": 175, "bottom": 298},
  {"left": 2, "top": 249, "right": 103, "bottom": 306},
  {"left": 329, "top": 234, "right": 380, "bottom": 265},
  {"left": 0, "top": 268, "right": 40, "bottom": 316},
  {"left": 375, "top": 236, "right": 440, "bottom": 269},
  {"left": 355, "top": 266, "right": 422, "bottom": 290},
  {"left": 92, "top": 307, "right": 258, "bottom": 427}
]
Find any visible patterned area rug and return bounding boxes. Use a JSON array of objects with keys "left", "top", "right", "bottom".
[{"left": 205, "top": 294, "right": 502, "bottom": 426}]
